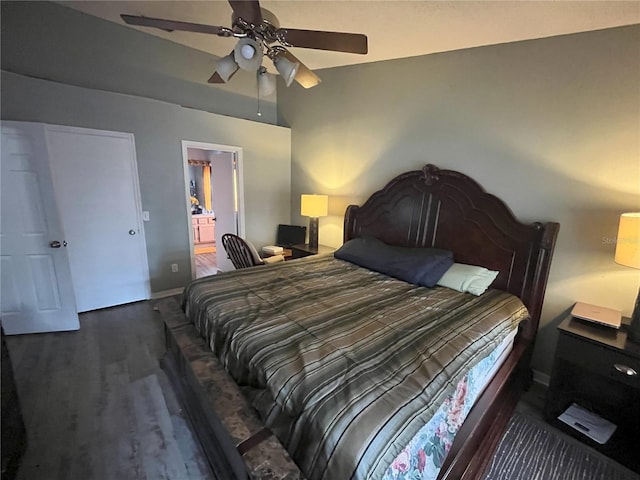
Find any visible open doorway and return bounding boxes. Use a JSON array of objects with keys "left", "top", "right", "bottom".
[{"left": 181, "top": 140, "right": 244, "bottom": 278}]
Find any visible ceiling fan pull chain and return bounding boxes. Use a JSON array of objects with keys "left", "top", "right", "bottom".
[{"left": 256, "top": 72, "right": 262, "bottom": 117}]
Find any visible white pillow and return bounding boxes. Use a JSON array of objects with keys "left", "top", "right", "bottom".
[{"left": 437, "top": 263, "right": 499, "bottom": 296}]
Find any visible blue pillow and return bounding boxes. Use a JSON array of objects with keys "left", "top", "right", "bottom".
[{"left": 334, "top": 236, "right": 454, "bottom": 287}]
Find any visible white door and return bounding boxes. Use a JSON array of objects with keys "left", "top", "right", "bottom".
[
  {"left": 46, "top": 126, "right": 150, "bottom": 312},
  {"left": 211, "top": 153, "right": 240, "bottom": 272},
  {"left": 0, "top": 122, "right": 79, "bottom": 334}
]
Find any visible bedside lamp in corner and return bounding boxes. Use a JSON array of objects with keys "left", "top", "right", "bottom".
[
  {"left": 615, "top": 212, "right": 640, "bottom": 343},
  {"left": 301, "top": 194, "right": 328, "bottom": 250}
]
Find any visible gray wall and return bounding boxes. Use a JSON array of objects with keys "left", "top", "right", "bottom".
[
  {"left": 2, "top": 71, "right": 291, "bottom": 293},
  {"left": 1, "top": 0, "right": 291, "bottom": 293},
  {"left": 1, "top": 0, "right": 277, "bottom": 124},
  {"left": 278, "top": 25, "right": 640, "bottom": 376}
]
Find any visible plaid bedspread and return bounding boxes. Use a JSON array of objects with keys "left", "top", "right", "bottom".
[{"left": 183, "top": 254, "right": 528, "bottom": 480}]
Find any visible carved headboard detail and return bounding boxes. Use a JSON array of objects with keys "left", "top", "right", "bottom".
[{"left": 343, "top": 164, "right": 559, "bottom": 341}]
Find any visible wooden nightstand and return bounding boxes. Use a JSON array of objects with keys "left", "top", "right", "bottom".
[
  {"left": 290, "top": 244, "right": 335, "bottom": 259},
  {"left": 544, "top": 315, "right": 640, "bottom": 473}
]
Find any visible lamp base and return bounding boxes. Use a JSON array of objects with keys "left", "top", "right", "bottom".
[
  {"left": 627, "top": 288, "right": 640, "bottom": 343},
  {"left": 308, "top": 217, "right": 319, "bottom": 250}
]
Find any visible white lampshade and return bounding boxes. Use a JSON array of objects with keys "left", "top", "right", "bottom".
[
  {"left": 273, "top": 55, "right": 299, "bottom": 87},
  {"left": 615, "top": 212, "right": 640, "bottom": 269},
  {"left": 257, "top": 68, "right": 276, "bottom": 96},
  {"left": 301, "top": 194, "right": 328, "bottom": 218},
  {"left": 234, "top": 38, "right": 263, "bottom": 71},
  {"left": 216, "top": 52, "right": 238, "bottom": 82}
]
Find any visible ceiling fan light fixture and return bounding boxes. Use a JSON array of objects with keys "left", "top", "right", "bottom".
[
  {"left": 240, "top": 44, "right": 256, "bottom": 60},
  {"left": 120, "top": 4, "right": 368, "bottom": 91},
  {"left": 216, "top": 52, "right": 239, "bottom": 82},
  {"left": 273, "top": 55, "right": 299, "bottom": 87},
  {"left": 257, "top": 67, "right": 276, "bottom": 96},
  {"left": 234, "top": 38, "right": 263, "bottom": 71}
]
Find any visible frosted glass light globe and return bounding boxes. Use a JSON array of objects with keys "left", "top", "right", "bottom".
[{"left": 241, "top": 44, "right": 255, "bottom": 59}]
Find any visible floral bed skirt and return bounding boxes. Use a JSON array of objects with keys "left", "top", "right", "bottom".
[{"left": 383, "top": 329, "right": 517, "bottom": 480}]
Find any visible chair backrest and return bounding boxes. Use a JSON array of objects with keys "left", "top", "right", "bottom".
[{"left": 221, "top": 233, "right": 263, "bottom": 269}]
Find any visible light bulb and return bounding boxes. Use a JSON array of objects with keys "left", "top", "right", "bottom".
[
  {"left": 241, "top": 44, "right": 255, "bottom": 60},
  {"left": 234, "top": 38, "right": 263, "bottom": 72}
]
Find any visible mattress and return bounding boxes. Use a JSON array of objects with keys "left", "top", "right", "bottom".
[{"left": 182, "top": 255, "right": 529, "bottom": 480}]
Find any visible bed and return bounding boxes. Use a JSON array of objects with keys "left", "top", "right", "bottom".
[{"left": 157, "top": 164, "right": 559, "bottom": 480}]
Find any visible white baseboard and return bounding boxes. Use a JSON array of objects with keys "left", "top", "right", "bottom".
[
  {"left": 151, "top": 287, "right": 184, "bottom": 299},
  {"left": 532, "top": 369, "right": 550, "bottom": 387}
]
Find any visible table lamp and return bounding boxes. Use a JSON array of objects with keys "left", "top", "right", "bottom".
[
  {"left": 301, "top": 194, "right": 328, "bottom": 249},
  {"left": 614, "top": 212, "right": 640, "bottom": 343}
]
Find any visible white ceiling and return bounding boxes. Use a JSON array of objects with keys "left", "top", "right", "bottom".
[{"left": 61, "top": 1, "right": 640, "bottom": 71}]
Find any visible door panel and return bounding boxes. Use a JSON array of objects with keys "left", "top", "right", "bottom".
[
  {"left": 28, "top": 254, "right": 63, "bottom": 310},
  {"left": 211, "top": 154, "right": 237, "bottom": 272},
  {"left": 0, "top": 122, "right": 79, "bottom": 334},
  {"left": 1, "top": 257, "right": 20, "bottom": 313},
  {"left": 46, "top": 127, "right": 150, "bottom": 313}
]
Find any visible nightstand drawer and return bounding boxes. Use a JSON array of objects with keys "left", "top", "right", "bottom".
[{"left": 557, "top": 333, "right": 640, "bottom": 388}]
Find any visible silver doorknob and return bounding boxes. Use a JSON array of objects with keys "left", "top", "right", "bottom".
[
  {"left": 50, "top": 241, "right": 61, "bottom": 248},
  {"left": 129, "top": 229, "right": 136, "bottom": 235}
]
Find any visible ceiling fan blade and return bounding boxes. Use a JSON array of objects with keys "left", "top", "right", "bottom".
[
  {"left": 228, "top": 0, "right": 263, "bottom": 26},
  {"left": 281, "top": 50, "right": 321, "bottom": 89},
  {"left": 121, "top": 14, "right": 225, "bottom": 35},
  {"left": 208, "top": 68, "right": 238, "bottom": 84},
  {"left": 208, "top": 72, "right": 225, "bottom": 84},
  {"left": 278, "top": 28, "right": 368, "bottom": 54}
]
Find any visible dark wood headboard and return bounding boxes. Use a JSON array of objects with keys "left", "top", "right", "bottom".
[{"left": 344, "top": 164, "right": 559, "bottom": 342}]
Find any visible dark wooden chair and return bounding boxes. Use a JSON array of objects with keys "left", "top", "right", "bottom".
[{"left": 221, "top": 233, "right": 284, "bottom": 270}]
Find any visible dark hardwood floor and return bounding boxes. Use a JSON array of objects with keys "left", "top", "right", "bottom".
[{"left": 5, "top": 301, "right": 213, "bottom": 480}]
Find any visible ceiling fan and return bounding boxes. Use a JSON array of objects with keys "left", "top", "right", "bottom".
[{"left": 121, "top": 0, "right": 368, "bottom": 94}]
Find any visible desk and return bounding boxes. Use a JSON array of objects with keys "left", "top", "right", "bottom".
[{"left": 290, "top": 244, "right": 335, "bottom": 259}]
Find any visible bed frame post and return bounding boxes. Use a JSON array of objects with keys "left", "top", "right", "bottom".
[{"left": 521, "top": 222, "right": 560, "bottom": 342}]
